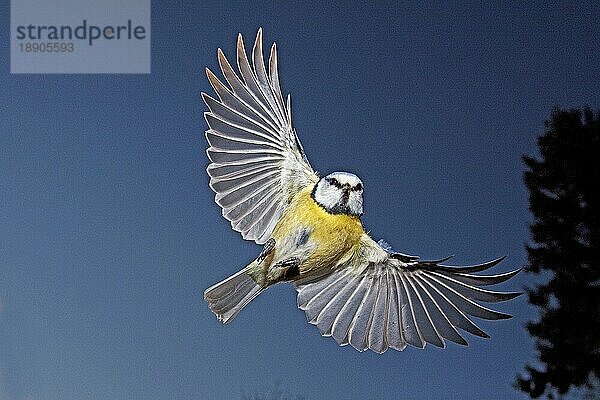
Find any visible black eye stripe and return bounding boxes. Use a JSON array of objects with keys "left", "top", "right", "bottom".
[
  {"left": 325, "top": 177, "right": 363, "bottom": 191},
  {"left": 326, "top": 177, "right": 342, "bottom": 188}
]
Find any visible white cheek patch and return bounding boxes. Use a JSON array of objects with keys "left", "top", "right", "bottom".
[{"left": 313, "top": 183, "right": 340, "bottom": 210}]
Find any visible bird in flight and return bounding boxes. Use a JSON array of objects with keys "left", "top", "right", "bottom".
[{"left": 201, "top": 29, "right": 521, "bottom": 353}]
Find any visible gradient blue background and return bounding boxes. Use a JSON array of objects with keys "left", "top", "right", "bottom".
[{"left": 2, "top": 2, "right": 599, "bottom": 399}]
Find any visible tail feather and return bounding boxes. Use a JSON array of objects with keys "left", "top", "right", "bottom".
[{"left": 204, "top": 267, "right": 264, "bottom": 324}]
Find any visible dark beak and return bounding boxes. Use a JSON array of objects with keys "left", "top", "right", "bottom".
[{"left": 341, "top": 184, "right": 351, "bottom": 202}]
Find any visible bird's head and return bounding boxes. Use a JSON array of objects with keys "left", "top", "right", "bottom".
[{"left": 312, "top": 172, "right": 364, "bottom": 217}]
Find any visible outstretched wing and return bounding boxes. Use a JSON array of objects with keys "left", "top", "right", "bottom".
[
  {"left": 295, "top": 235, "right": 522, "bottom": 353},
  {"left": 203, "top": 29, "right": 318, "bottom": 244}
]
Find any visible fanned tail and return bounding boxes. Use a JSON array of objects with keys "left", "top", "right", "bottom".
[{"left": 204, "top": 267, "right": 264, "bottom": 324}]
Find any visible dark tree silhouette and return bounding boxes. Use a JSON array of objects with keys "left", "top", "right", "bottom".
[{"left": 516, "top": 108, "right": 600, "bottom": 398}]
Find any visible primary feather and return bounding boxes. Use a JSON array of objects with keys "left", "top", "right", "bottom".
[
  {"left": 295, "top": 235, "right": 522, "bottom": 353},
  {"left": 203, "top": 28, "right": 317, "bottom": 244}
]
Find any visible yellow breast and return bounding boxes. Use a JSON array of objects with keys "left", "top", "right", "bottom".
[{"left": 271, "top": 186, "right": 364, "bottom": 274}]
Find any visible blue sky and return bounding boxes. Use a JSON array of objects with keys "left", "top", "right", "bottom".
[{"left": 1, "top": 1, "right": 599, "bottom": 399}]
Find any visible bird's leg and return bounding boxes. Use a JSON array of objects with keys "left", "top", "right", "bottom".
[
  {"left": 267, "top": 257, "right": 301, "bottom": 283},
  {"left": 257, "top": 238, "right": 276, "bottom": 263},
  {"left": 252, "top": 238, "right": 302, "bottom": 284},
  {"left": 248, "top": 238, "right": 277, "bottom": 287}
]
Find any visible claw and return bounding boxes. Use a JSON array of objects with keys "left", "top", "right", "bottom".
[
  {"left": 267, "top": 257, "right": 301, "bottom": 282},
  {"left": 257, "top": 238, "right": 276, "bottom": 263}
]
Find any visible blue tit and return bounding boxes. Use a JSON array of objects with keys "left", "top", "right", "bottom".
[{"left": 202, "top": 29, "right": 522, "bottom": 353}]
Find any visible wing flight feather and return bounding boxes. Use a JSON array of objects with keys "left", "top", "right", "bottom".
[
  {"left": 295, "top": 235, "right": 522, "bottom": 353},
  {"left": 203, "top": 29, "right": 317, "bottom": 244}
]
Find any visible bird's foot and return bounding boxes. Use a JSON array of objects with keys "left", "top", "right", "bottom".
[
  {"left": 267, "top": 257, "right": 301, "bottom": 282},
  {"left": 257, "top": 238, "right": 276, "bottom": 264}
]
